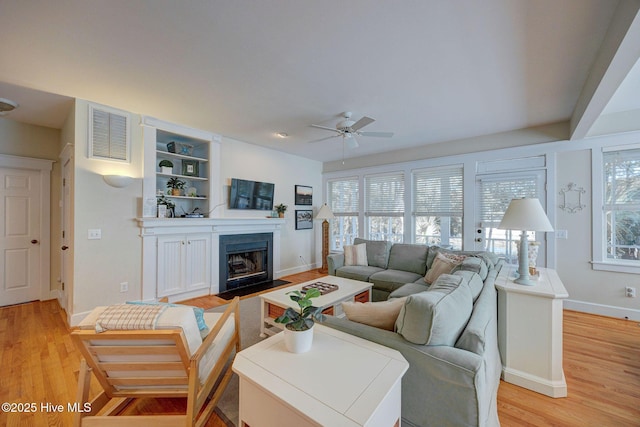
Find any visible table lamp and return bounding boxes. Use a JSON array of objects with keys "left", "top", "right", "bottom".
[
  {"left": 498, "top": 198, "right": 553, "bottom": 285},
  {"left": 315, "top": 204, "right": 335, "bottom": 274}
]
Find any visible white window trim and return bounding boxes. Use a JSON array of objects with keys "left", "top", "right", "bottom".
[{"left": 591, "top": 144, "right": 640, "bottom": 274}]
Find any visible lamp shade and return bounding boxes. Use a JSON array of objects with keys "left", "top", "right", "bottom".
[
  {"left": 315, "top": 203, "right": 334, "bottom": 220},
  {"left": 498, "top": 198, "right": 553, "bottom": 231}
]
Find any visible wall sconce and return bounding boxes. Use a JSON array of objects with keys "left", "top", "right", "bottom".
[{"left": 103, "top": 175, "right": 133, "bottom": 188}]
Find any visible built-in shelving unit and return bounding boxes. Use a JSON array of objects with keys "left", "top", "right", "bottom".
[{"left": 141, "top": 116, "right": 221, "bottom": 218}]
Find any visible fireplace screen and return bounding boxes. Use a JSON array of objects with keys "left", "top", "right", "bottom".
[
  {"left": 227, "top": 250, "right": 266, "bottom": 281},
  {"left": 219, "top": 233, "right": 273, "bottom": 293}
]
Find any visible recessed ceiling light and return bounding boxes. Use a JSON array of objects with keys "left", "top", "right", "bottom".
[
  {"left": 0, "top": 98, "right": 19, "bottom": 116},
  {"left": 276, "top": 132, "right": 289, "bottom": 138}
]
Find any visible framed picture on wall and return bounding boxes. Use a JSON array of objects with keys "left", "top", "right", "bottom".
[
  {"left": 295, "top": 185, "right": 313, "bottom": 205},
  {"left": 295, "top": 210, "right": 313, "bottom": 230}
]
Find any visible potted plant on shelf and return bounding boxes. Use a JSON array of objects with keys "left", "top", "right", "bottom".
[
  {"left": 159, "top": 159, "right": 173, "bottom": 174},
  {"left": 275, "top": 288, "right": 324, "bottom": 353},
  {"left": 167, "top": 177, "right": 186, "bottom": 196},
  {"left": 157, "top": 195, "right": 175, "bottom": 218},
  {"left": 275, "top": 203, "right": 288, "bottom": 218}
]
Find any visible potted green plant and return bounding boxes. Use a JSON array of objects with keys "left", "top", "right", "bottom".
[
  {"left": 159, "top": 159, "right": 173, "bottom": 174},
  {"left": 275, "top": 288, "right": 324, "bottom": 353},
  {"left": 157, "top": 195, "right": 175, "bottom": 218},
  {"left": 275, "top": 203, "right": 288, "bottom": 218},
  {"left": 167, "top": 177, "right": 186, "bottom": 196}
]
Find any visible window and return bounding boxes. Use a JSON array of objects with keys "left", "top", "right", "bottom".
[
  {"left": 477, "top": 172, "right": 544, "bottom": 264},
  {"left": 412, "top": 165, "right": 463, "bottom": 249},
  {"left": 365, "top": 172, "right": 404, "bottom": 242},
  {"left": 88, "top": 104, "right": 130, "bottom": 162},
  {"left": 328, "top": 178, "right": 359, "bottom": 251},
  {"left": 603, "top": 148, "right": 640, "bottom": 262}
]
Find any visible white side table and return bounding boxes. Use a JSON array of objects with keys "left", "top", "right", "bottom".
[
  {"left": 495, "top": 266, "right": 569, "bottom": 398},
  {"left": 233, "top": 324, "right": 408, "bottom": 427}
]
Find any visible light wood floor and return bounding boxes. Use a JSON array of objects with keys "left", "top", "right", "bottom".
[{"left": 1, "top": 270, "right": 639, "bottom": 426}]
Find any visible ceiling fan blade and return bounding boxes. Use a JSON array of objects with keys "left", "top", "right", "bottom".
[
  {"left": 310, "top": 124, "right": 341, "bottom": 133},
  {"left": 350, "top": 116, "right": 375, "bottom": 131},
  {"left": 345, "top": 135, "right": 359, "bottom": 149},
  {"left": 359, "top": 131, "right": 394, "bottom": 138},
  {"left": 307, "top": 135, "right": 340, "bottom": 144}
]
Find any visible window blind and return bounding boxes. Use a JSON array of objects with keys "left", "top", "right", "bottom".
[
  {"left": 365, "top": 172, "right": 405, "bottom": 216},
  {"left": 329, "top": 178, "right": 359, "bottom": 215},
  {"left": 413, "top": 166, "right": 463, "bottom": 216},
  {"left": 477, "top": 175, "right": 538, "bottom": 226},
  {"left": 604, "top": 148, "right": 640, "bottom": 209}
]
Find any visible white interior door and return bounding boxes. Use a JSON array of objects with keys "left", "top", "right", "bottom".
[{"left": 0, "top": 166, "right": 42, "bottom": 306}]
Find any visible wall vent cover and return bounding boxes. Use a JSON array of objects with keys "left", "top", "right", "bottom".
[{"left": 88, "top": 103, "right": 130, "bottom": 162}]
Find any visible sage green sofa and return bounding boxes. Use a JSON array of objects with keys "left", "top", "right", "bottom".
[{"left": 324, "top": 240, "right": 503, "bottom": 427}]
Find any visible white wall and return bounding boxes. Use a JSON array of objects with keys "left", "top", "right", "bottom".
[
  {"left": 219, "top": 137, "right": 323, "bottom": 275},
  {"left": 71, "top": 99, "right": 144, "bottom": 314}
]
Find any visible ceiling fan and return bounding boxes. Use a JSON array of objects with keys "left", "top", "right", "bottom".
[{"left": 309, "top": 112, "right": 394, "bottom": 149}]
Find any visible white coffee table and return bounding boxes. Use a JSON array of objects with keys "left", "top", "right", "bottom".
[
  {"left": 233, "top": 324, "right": 408, "bottom": 427},
  {"left": 259, "top": 275, "right": 372, "bottom": 337}
]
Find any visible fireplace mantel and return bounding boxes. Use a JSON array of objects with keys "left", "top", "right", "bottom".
[
  {"left": 137, "top": 217, "right": 285, "bottom": 301},
  {"left": 137, "top": 217, "right": 285, "bottom": 235}
]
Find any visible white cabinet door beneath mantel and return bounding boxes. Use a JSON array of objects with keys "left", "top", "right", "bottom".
[{"left": 157, "top": 233, "right": 211, "bottom": 298}]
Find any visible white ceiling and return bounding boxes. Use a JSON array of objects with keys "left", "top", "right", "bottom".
[{"left": 0, "top": 1, "right": 638, "bottom": 163}]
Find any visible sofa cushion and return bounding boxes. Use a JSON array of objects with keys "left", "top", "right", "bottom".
[
  {"left": 387, "top": 243, "right": 429, "bottom": 275},
  {"left": 354, "top": 238, "right": 392, "bottom": 269},
  {"left": 424, "top": 251, "right": 466, "bottom": 284},
  {"left": 336, "top": 265, "right": 384, "bottom": 282},
  {"left": 395, "top": 274, "right": 473, "bottom": 346},
  {"left": 452, "top": 270, "right": 484, "bottom": 301},
  {"left": 344, "top": 243, "right": 368, "bottom": 266},
  {"left": 341, "top": 297, "right": 407, "bottom": 331},
  {"left": 388, "top": 282, "right": 429, "bottom": 299},
  {"left": 451, "top": 256, "right": 489, "bottom": 281},
  {"left": 369, "top": 269, "right": 423, "bottom": 293}
]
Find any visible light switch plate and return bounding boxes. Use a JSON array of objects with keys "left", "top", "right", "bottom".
[
  {"left": 556, "top": 229, "right": 568, "bottom": 239},
  {"left": 88, "top": 229, "right": 102, "bottom": 240}
]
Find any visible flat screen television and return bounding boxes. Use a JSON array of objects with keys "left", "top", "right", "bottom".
[{"left": 229, "top": 178, "right": 275, "bottom": 210}]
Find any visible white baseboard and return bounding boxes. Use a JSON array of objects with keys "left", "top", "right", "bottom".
[
  {"left": 276, "top": 263, "right": 319, "bottom": 278},
  {"left": 564, "top": 299, "right": 640, "bottom": 321},
  {"left": 502, "top": 368, "right": 567, "bottom": 398}
]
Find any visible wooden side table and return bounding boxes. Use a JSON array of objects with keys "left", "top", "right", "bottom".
[
  {"left": 495, "top": 266, "right": 569, "bottom": 397},
  {"left": 233, "top": 324, "right": 408, "bottom": 427}
]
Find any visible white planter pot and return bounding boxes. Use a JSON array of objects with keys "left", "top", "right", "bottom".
[
  {"left": 283, "top": 324, "right": 314, "bottom": 353},
  {"left": 160, "top": 166, "right": 173, "bottom": 174}
]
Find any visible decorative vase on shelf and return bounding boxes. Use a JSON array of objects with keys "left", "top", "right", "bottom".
[{"left": 171, "top": 188, "right": 181, "bottom": 196}]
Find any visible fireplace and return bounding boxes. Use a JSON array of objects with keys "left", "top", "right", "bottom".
[{"left": 219, "top": 233, "right": 273, "bottom": 292}]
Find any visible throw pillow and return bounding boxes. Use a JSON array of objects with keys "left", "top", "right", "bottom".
[
  {"left": 342, "top": 297, "right": 407, "bottom": 331},
  {"left": 127, "top": 300, "right": 210, "bottom": 338},
  {"left": 344, "top": 243, "right": 368, "bottom": 266},
  {"left": 395, "top": 274, "right": 473, "bottom": 346},
  {"left": 424, "top": 251, "right": 466, "bottom": 284}
]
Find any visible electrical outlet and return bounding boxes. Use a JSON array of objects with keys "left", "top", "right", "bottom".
[
  {"left": 625, "top": 286, "right": 636, "bottom": 298},
  {"left": 120, "top": 282, "right": 128, "bottom": 293}
]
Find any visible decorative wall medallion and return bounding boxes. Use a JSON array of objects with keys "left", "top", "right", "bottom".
[{"left": 559, "top": 182, "right": 585, "bottom": 213}]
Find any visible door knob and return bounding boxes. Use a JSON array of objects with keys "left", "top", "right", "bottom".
[
  {"left": 31, "top": 239, "right": 39, "bottom": 244},
  {"left": 61, "top": 245, "right": 69, "bottom": 250}
]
